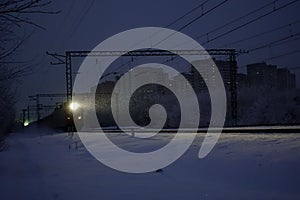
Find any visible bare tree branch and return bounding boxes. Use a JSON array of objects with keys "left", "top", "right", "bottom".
[
  {"left": 0, "top": 0, "right": 59, "bottom": 66},
  {"left": 4, "top": 13, "right": 46, "bottom": 29},
  {"left": 0, "top": 0, "right": 59, "bottom": 29},
  {"left": 0, "top": 0, "right": 59, "bottom": 130},
  {"left": 0, "top": 39, "right": 23, "bottom": 59}
]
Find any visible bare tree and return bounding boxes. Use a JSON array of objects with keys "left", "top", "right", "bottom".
[
  {"left": 0, "top": 0, "right": 59, "bottom": 141},
  {"left": 0, "top": 0, "right": 59, "bottom": 79}
]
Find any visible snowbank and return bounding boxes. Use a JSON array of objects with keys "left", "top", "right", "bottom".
[{"left": 0, "top": 127, "right": 300, "bottom": 199}]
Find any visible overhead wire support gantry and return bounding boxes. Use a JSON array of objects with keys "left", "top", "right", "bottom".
[
  {"left": 47, "top": 49, "right": 248, "bottom": 125},
  {"left": 28, "top": 93, "right": 67, "bottom": 121}
]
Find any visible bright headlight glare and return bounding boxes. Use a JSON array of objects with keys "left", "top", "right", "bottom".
[{"left": 69, "top": 102, "right": 79, "bottom": 111}]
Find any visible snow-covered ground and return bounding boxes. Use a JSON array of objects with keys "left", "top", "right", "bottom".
[{"left": 1, "top": 126, "right": 300, "bottom": 200}]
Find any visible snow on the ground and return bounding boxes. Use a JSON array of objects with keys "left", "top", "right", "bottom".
[{"left": 1, "top": 126, "right": 300, "bottom": 200}]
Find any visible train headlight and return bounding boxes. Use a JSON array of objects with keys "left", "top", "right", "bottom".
[{"left": 69, "top": 102, "right": 80, "bottom": 111}]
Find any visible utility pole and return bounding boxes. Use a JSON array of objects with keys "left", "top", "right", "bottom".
[
  {"left": 46, "top": 52, "right": 72, "bottom": 102},
  {"left": 28, "top": 94, "right": 41, "bottom": 121},
  {"left": 66, "top": 52, "right": 72, "bottom": 102},
  {"left": 229, "top": 50, "right": 238, "bottom": 125},
  {"left": 22, "top": 109, "right": 26, "bottom": 127},
  {"left": 27, "top": 106, "right": 30, "bottom": 122}
]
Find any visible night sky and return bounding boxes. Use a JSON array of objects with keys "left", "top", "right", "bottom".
[{"left": 15, "top": 0, "right": 300, "bottom": 111}]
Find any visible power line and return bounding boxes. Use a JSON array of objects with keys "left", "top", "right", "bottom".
[
  {"left": 177, "top": 0, "right": 229, "bottom": 32},
  {"left": 238, "top": 49, "right": 300, "bottom": 69},
  {"left": 155, "top": 1, "right": 299, "bottom": 80},
  {"left": 119, "top": 0, "right": 211, "bottom": 61},
  {"left": 270, "top": 35, "right": 300, "bottom": 47},
  {"left": 153, "top": 0, "right": 229, "bottom": 47},
  {"left": 195, "top": 0, "right": 279, "bottom": 41},
  {"left": 264, "top": 49, "right": 300, "bottom": 61},
  {"left": 165, "top": 0, "right": 210, "bottom": 28},
  {"left": 249, "top": 32, "right": 300, "bottom": 52},
  {"left": 201, "top": 0, "right": 299, "bottom": 45},
  {"left": 70, "top": 0, "right": 95, "bottom": 37},
  {"left": 222, "top": 19, "right": 300, "bottom": 47},
  {"left": 117, "top": 0, "right": 228, "bottom": 73}
]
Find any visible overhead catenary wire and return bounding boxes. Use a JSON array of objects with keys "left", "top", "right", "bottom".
[
  {"left": 165, "top": 0, "right": 210, "bottom": 28},
  {"left": 109, "top": 0, "right": 227, "bottom": 74},
  {"left": 177, "top": 0, "right": 229, "bottom": 32},
  {"left": 248, "top": 32, "right": 300, "bottom": 52},
  {"left": 162, "top": 0, "right": 299, "bottom": 60},
  {"left": 129, "top": 0, "right": 211, "bottom": 51},
  {"left": 69, "top": 0, "right": 95, "bottom": 37},
  {"left": 201, "top": 0, "right": 300, "bottom": 45},
  {"left": 167, "top": 0, "right": 300, "bottom": 66},
  {"left": 264, "top": 49, "right": 300, "bottom": 61},
  {"left": 239, "top": 49, "right": 300, "bottom": 69},
  {"left": 71, "top": 0, "right": 299, "bottom": 76},
  {"left": 268, "top": 35, "right": 300, "bottom": 47},
  {"left": 195, "top": 0, "right": 280, "bottom": 41},
  {"left": 221, "top": 19, "right": 300, "bottom": 47},
  {"left": 153, "top": 0, "right": 229, "bottom": 47}
]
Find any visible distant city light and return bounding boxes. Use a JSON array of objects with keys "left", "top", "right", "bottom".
[{"left": 69, "top": 102, "right": 80, "bottom": 111}]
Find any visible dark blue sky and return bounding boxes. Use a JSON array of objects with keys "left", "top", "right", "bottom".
[{"left": 16, "top": 0, "right": 300, "bottom": 111}]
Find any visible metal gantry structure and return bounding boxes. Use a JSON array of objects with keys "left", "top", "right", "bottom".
[
  {"left": 28, "top": 93, "right": 67, "bottom": 121},
  {"left": 21, "top": 103, "right": 62, "bottom": 125},
  {"left": 47, "top": 49, "right": 246, "bottom": 125}
]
